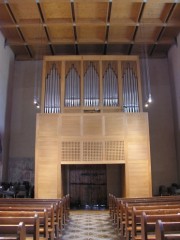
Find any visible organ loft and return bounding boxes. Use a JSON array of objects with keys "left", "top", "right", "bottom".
[{"left": 35, "top": 55, "right": 152, "bottom": 207}]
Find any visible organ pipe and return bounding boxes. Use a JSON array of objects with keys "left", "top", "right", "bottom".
[
  {"left": 103, "top": 64, "right": 118, "bottom": 107},
  {"left": 44, "top": 64, "right": 61, "bottom": 113},
  {"left": 122, "top": 63, "right": 139, "bottom": 112},
  {"left": 65, "top": 64, "right": 80, "bottom": 107},
  {"left": 42, "top": 57, "right": 141, "bottom": 113},
  {"left": 84, "top": 62, "right": 99, "bottom": 107}
]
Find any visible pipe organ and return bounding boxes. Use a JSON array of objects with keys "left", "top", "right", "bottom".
[
  {"left": 41, "top": 56, "right": 143, "bottom": 113},
  {"left": 35, "top": 55, "right": 152, "bottom": 199}
]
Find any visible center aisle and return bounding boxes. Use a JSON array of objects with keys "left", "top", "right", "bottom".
[{"left": 61, "top": 210, "right": 119, "bottom": 240}]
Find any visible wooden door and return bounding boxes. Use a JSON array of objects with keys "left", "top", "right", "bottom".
[{"left": 69, "top": 165, "right": 107, "bottom": 209}]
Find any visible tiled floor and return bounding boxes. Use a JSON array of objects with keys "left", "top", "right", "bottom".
[{"left": 61, "top": 210, "right": 119, "bottom": 240}]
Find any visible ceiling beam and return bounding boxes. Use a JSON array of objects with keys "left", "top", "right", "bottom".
[
  {"left": 70, "top": 0, "right": 79, "bottom": 55},
  {"left": 36, "top": 1, "right": 54, "bottom": 56},
  {"left": 128, "top": 1, "right": 146, "bottom": 55},
  {"left": 150, "top": 2, "right": 177, "bottom": 56},
  {"left": 103, "top": 0, "right": 112, "bottom": 55},
  {"left": 4, "top": 1, "right": 33, "bottom": 58}
]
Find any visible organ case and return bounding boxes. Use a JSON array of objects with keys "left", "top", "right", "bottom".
[{"left": 35, "top": 55, "right": 152, "bottom": 199}]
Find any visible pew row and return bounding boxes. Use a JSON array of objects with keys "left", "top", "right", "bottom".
[
  {"left": 156, "top": 219, "right": 180, "bottom": 240},
  {"left": 0, "top": 195, "right": 70, "bottom": 240},
  {"left": 109, "top": 194, "right": 180, "bottom": 240},
  {"left": 0, "top": 222, "right": 26, "bottom": 240}
]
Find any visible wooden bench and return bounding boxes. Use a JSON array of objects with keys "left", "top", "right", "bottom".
[
  {"left": 0, "top": 194, "right": 70, "bottom": 232},
  {"left": 123, "top": 202, "right": 180, "bottom": 239},
  {"left": 0, "top": 214, "right": 42, "bottom": 240},
  {"left": 0, "top": 222, "right": 26, "bottom": 240},
  {"left": 0, "top": 204, "right": 55, "bottom": 240},
  {"left": 131, "top": 208, "right": 180, "bottom": 240},
  {"left": 108, "top": 195, "right": 180, "bottom": 240},
  {"left": 155, "top": 219, "right": 180, "bottom": 239},
  {"left": 140, "top": 212, "right": 180, "bottom": 240},
  {"left": 0, "top": 210, "right": 48, "bottom": 240}
]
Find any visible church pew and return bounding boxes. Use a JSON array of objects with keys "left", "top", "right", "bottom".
[
  {"left": 155, "top": 219, "right": 180, "bottom": 240},
  {"left": 0, "top": 205, "right": 55, "bottom": 240},
  {"left": 109, "top": 194, "right": 180, "bottom": 234},
  {"left": 122, "top": 202, "right": 180, "bottom": 239},
  {"left": 131, "top": 208, "right": 180, "bottom": 240},
  {"left": 0, "top": 214, "right": 42, "bottom": 240},
  {"left": 0, "top": 210, "right": 48, "bottom": 240},
  {"left": 110, "top": 196, "right": 180, "bottom": 239},
  {"left": 0, "top": 194, "right": 70, "bottom": 231},
  {"left": 0, "top": 222, "right": 26, "bottom": 240},
  {"left": 140, "top": 212, "right": 180, "bottom": 240}
]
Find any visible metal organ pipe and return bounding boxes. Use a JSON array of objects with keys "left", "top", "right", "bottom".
[
  {"left": 65, "top": 64, "right": 80, "bottom": 107},
  {"left": 44, "top": 64, "right": 61, "bottom": 113},
  {"left": 103, "top": 64, "right": 118, "bottom": 107},
  {"left": 84, "top": 62, "right": 99, "bottom": 107},
  {"left": 122, "top": 63, "right": 139, "bottom": 112}
]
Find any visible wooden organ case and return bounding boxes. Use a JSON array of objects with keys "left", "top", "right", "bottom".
[{"left": 35, "top": 55, "right": 152, "bottom": 199}]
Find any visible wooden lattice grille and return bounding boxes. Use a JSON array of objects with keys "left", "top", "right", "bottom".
[
  {"left": 61, "top": 140, "right": 125, "bottom": 163},
  {"left": 61, "top": 141, "right": 80, "bottom": 162},
  {"left": 83, "top": 142, "right": 103, "bottom": 162},
  {"left": 105, "top": 141, "right": 125, "bottom": 162}
]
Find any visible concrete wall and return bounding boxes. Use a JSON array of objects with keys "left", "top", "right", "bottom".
[
  {"left": 9, "top": 61, "right": 42, "bottom": 184},
  {"left": 168, "top": 33, "right": 180, "bottom": 182},
  {"left": 0, "top": 31, "right": 14, "bottom": 181},
  {"left": 141, "top": 58, "right": 177, "bottom": 195}
]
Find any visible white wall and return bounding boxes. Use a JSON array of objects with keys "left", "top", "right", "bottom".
[
  {"left": 168, "top": 33, "right": 180, "bottom": 181},
  {"left": 0, "top": 31, "right": 14, "bottom": 181}
]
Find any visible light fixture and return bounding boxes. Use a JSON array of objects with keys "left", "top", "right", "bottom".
[
  {"left": 148, "top": 93, "right": 152, "bottom": 103},
  {"left": 144, "top": 103, "right": 149, "bottom": 108}
]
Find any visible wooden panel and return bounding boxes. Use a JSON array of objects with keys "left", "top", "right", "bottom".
[
  {"left": 36, "top": 138, "right": 58, "bottom": 163},
  {"left": 83, "top": 115, "right": 102, "bottom": 136},
  {"left": 37, "top": 164, "right": 58, "bottom": 198},
  {"left": 126, "top": 113, "right": 152, "bottom": 197},
  {"left": 35, "top": 112, "right": 152, "bottom": 198},
  {"left": 8, "top": 0, "right": 41, "bottom": 24},
  {"left": 61, "top": 115, "right": 81, "bottom": 136},
  {"left": 37, "top": 114, "right": 59, "bottom": 137},
  {"left": 105, "top": 114, "right": 125, "bottom": 136},
  {"left": 74, "top": 1, "right": 108, "bottom": 23}
]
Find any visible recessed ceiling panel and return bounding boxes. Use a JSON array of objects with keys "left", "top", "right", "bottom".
[
  {"left": 20, "top": 26, "right": 47, "bottom": 43},
  {"left": 79, "top": 44, "right": 104, "bottom": 54},
  {"left": 1, "top": 28, "right": 23, "bottom": 43},
  {"left": 0, "top": 3, "right": 14, "bottom": 25},
  {"left": 108, "top": 26, "right": 135, "bottom": 43},
  {"left": 40, "top": 0, "right": 72, "bottom": 23},
  {"left": 47, "top": 25, "right": 74, "bottom": 43},
  {"left": 135, "top": 26, "right": 161, "bottom": 43},
  {"left": 53, "top": 44, "right": 76, "bottom": 55},
  {"left": 0, "top": 0, "right": 179, "bottom": 59},
  {"left": 77, "top": 26, "right": 106, "bottom": 43},
  {"left": 106, "top": 44, "right": 130, "bottom": 55},
  {"left": 110, "top": 0, "right": 143, "bottom": 24},
  {"left": 8, "top": 0, "right": 41, "bottom": 24},
  {"left": 75, "top": 1, "right": 108, "bottom": 24}
]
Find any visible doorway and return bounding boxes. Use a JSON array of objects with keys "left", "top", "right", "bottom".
[{"left": 69, "top": 165, "right": 107, "bottom": 209}]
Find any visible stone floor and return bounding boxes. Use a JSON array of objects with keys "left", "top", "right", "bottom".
[{"left": 61, "top": 210, "right": 119, "bottom": 240}]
